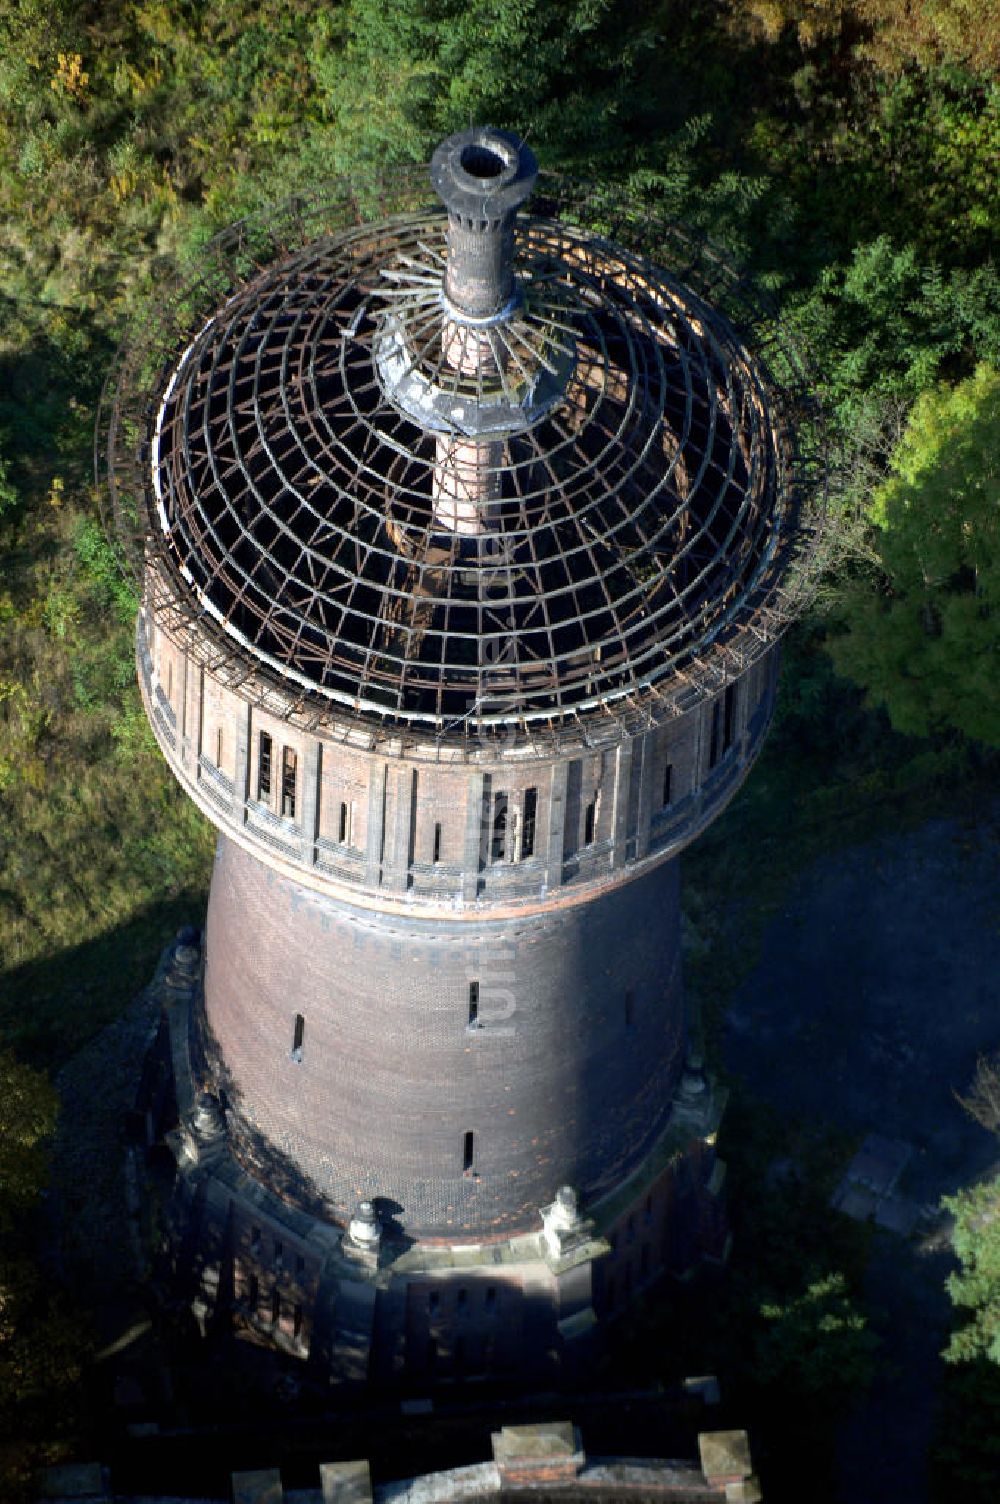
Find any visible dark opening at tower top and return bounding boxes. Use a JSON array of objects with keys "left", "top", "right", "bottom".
[{"left": 461, "top": 143, "right": 507, "bottom": 179}]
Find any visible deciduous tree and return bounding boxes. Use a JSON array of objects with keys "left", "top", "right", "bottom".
[{"left": 828, "top": 365, "right": 1000, "bottom": 746}]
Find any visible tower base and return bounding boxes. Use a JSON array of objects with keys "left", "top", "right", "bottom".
[{"left": 136, "top": 931, "right": 728, "bottom": 1388}]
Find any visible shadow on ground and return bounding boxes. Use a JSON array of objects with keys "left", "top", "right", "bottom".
[
  {"left": 723, "top": 806, "right": 1000, "bottom": 1504},
  {"left": 0, "top": 891, "right": 207, "bottom": 1070}
]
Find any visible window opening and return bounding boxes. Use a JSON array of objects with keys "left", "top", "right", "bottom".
[
  {"left": 491, "top": 792, "right": 508, "bottom": 863},
  {"left": 166, "top": 660, "right": 173, "bottom": 703},
  {"left": 291, "top": 1013, "right": 305, "bottom": 1062},
  {"left": 293, "top": 1303, "right": 303, "bottom": 1339},
  {"left": 468, "top": 981, "right": 479, "bottom": 1028},
  {"left": 662, "top": 762, "right": 672, "bottom": 807},
  {"left": 583, "top": 799, "right": 596, "bottom": 846},
  {"left": 339, "top": 800, "right": 348, "bottom": 843},
  {"left": 281, "top": 746, "right": 297, "bottom": 818},
  {"left": 433, "top": 822, "right": 442, "bottom": 863},
  {"left": 463, "top": 1130, "right": 474, "bottom": 1173},
  {"left": 708, "top": 701, "right": 722, "bottom": 770},
  {"left": 216, "top": 725, "right": 224, "bottom": 768},
  {"left": 248, "top": 1274, "right": 259, "bottom": 1310},
  {"left": 258, "top": 732, "right": 272, "bottom": 800},
  {"left": 522, "top": 787, "right": 537, "bottom": 858},
  {"left": 723, "top": 682, "right": 737, "bottom": 753}
]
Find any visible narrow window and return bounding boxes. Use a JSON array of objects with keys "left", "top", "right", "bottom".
[
  {"left": 468, "top": 981, "right": 479, "bottom": 1028},
  {"left": 583, "top": 799, "right": 596, "bottom": 846},
  {"left": 166, "top": 660, "right": 173, "bottom": 704},
  {"left": 250, "top": 1226, "right": 262, "bottom": 1254},
  {"left": 522, "top": 787, "right": 537, "bottom": 858},
  {"left": 339, "top": 800, "right": 348, "bottom": 844},
  {"left": 491, "top": 792, "right": 508, "bottom": 863},
  {"left": 723, "top": 682, "right": 737, "bottom": 753},
  {"left": 708, "top": 701, "right": 722, "bottom": 770},
  {"left": 625, "top": 989, "right": 635, "bottom": 1029},
  {"left": 248, "top": 1274, "right": 259, "bottom": 1311},
  {"left": 293, "top": 1303, "right": 303, "bottom": 1339},
  {"left": 292, "top": 1013, "right": 305, "bottom": 1062},
  {"left": 281, "top": 746, "right": 297, "bottom": 818},
  {"left": 661, "top": 762, "right": 672, "bottom": 808},
  {"left": 216, "top": 724, "right": 224, "bottom": 769},
  {"left": 433, "top": 822, "right": 442, "bottom": 863},
  {"left": 271, "top": 1288, "right": 281, "bottom": 1327},
  {"left": 258, "top": 732, "right": 272, "bottom": 800},
  {"left": 463, "top": 1130, "right": 474, "bottom": 1173}
]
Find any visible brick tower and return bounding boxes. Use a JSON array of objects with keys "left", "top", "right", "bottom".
[{"left": 102, "top": 129, "right": 825, "bottom": 1383}]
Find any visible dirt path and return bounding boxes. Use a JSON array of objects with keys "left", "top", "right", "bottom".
[{"left": 723, "top": 806, "right": 1000, "bottom": 1503}]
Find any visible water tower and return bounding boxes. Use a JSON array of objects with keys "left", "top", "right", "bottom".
[{"left": 102, "top": 128, "right": 825, "bottom": 1382}]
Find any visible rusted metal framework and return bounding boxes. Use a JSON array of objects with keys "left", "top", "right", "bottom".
[{"left": 100, "top": 161, "right": 829, "bottom": 745}]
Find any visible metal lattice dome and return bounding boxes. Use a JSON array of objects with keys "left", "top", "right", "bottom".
[{"left": 103, "top": 130, "right": 827, "bottom": 740}]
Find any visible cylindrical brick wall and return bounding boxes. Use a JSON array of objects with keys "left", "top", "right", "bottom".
[{"left": 202, "top": 835, "right": 685, "bottom": 1239}]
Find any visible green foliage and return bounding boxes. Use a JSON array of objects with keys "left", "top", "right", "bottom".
[
  {"left": 0, "top": 1051, "right": 57, "bottom": 1213},
  {"left": 310, "top": 0, "right": 657, "bottom": 173},
  {"left": 754, "top": 1271, "right": 878, "bottom": 1396},
  {"left": 72, "top": 516, "right": 138, "bottom": 624},
  {"left": 943, "top": 1179, "right": 1000, "bottom": 1365},
  {"left": 829, "top": 366, "right": 1000, "bottom": 745}
]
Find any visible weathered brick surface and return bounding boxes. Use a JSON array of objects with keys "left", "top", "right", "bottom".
[{"left": 203, "top": 838, "right": 686, "bottom": 1237}]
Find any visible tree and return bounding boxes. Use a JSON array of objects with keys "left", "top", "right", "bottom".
[
  {"left": 828, "top": 365, "right": 1000, "bottom": 746},
  {"left": 943, "top": 1180, "right": 1000, "bottom": 1366},
  {"left": 957, "top": 1054, "right": 1000, "bottom": 1139},
  {"left": 307, "top": 0, "right": 664, "bottom": 174},
  {"left": 752, "top": 1271, "right": 879, "bottom": 1401}
]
